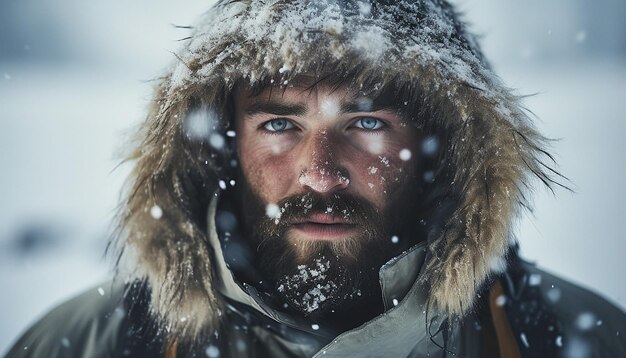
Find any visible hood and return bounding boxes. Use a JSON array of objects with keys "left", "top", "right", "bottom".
[{"left": 111, "top": 0, "right": 561, "bottom": 340}]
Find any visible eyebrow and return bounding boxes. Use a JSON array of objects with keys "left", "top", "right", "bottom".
[
  {"left": 339, "top": 101, "right": 396, "bottom": 114},
  {"left": 245, "top": 100, "right": 397, "bottom": 117},
  {"left": 245, "top": 102, "right": 307, "bottom": 116}
]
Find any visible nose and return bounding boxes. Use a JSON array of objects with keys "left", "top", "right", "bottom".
[{"left": 297, "top": 131, "right": 350, "bottom": 194}]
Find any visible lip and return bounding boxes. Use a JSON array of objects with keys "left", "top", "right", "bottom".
[
  {"left": 290, "top": 214, "right": 358, "bottom": 241},
  {"left": 294, "top": 213, "right": 352, "bottom": 225}
]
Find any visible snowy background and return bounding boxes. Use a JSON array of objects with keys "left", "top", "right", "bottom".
[{"left": 1, "top": 0, "right": 624, "bottom": 353}]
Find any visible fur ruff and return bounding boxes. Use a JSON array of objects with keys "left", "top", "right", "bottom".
[{"left": 110, "top": 0, "right": 562, "bottom": 341}]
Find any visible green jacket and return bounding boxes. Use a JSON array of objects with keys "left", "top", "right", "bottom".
[
  {"left": 8, "top": 197, "right": 626, "bottom": 357},
  {"left": 8, "top": 253, "right": 626, "bottom": 357}
]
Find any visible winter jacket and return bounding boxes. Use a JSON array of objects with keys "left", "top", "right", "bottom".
[
  {"left": 8, "top": 198, "right": 626, "bottom": 357},
  {"left": 7, "top": 0, "right": 626, "bottom": 356}
]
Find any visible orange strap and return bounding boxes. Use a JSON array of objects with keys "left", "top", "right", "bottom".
[
  {"left": 489, "top": 280, "right": 522, "bottom": 358},
  {"left": 165, "top": 338, "right": 178, "bottom": 358}
]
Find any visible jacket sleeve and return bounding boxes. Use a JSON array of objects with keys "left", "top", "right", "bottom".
[
  {"left": 520, "top": 262, "right": 626, "bottom": 358},
  {"left": 5, "top": 281, "right": 128, "bottom": 358}
]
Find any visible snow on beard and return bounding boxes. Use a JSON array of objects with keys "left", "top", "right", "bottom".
[
  {"left": 275, "top": 253, "right": 375, "bottom": 316},
  {"left": 237, "top": 187, "right": 396, "bottom": 316}
]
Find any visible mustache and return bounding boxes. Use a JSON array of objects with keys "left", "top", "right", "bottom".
[
  {"left": 254, "top": 191, "right": 386, "bottom": 268},
  {"left": 271, "top": 192, "right": 380, "bottom": 227}
]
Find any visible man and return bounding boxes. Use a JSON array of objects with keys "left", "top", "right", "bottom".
[{"left": 8, "top": 0, "right": 626, "bottom": 357}]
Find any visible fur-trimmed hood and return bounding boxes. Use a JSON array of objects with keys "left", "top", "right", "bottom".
[{"left": 112, "top": 0, "right": 560, "bottom": 341}]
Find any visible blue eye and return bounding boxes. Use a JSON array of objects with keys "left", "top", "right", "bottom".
[
  {"left": 263, "top": 118, "right": 294, "bottom": 132},
  {"left": 354, "top": 117, "right": 385, "bottom": 130}
]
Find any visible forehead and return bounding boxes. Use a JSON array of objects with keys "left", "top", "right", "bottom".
[
  {"left": 238, "top": 74, "right": 351, "bottom": 100},
  {"left": 235, "top": 76, "right": 402, "bottom": 111}
]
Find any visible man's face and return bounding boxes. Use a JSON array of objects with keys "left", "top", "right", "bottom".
[{"left": 233, "top": 81, "right": 423, "bottom": 316}]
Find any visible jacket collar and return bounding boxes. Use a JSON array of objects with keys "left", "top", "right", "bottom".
[{"left": 206, "top": 194, "right": 471, "bottom": 356}]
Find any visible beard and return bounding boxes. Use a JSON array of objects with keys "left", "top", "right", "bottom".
[{"left": 236, "top": 178, "right": 421, "bottom": 319}]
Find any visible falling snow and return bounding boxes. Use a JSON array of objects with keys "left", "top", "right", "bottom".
[
  {"left": 421, "top": 136, "right": 439, "bottom": 157},
  {"left": 150, "top": 205, "right": 163, "bottom": 220},
  {"left": 528, "top": 273, "right": 542, "bottom": 286},
  {"left": 0, "top": 1, "right": 623, "bottom": 357},
  {"left": 564, "top": 336, "right": 591, "bottom": 358},
  {"left": 423, "top": 170, "right": 434, "bottom": 183},
  {"left": 320, "top": 99, "right": 340, "bottom": 117},
  {"left": 183, "top": 108, "right": 217, "bottom": 141},
  {"left": 209, "top": 133, "right": 225, "bottom": 149},
  {"left": 205, "top": 344, "right": 220, "bottom": 358},
  {"left": 265, "top": 204, "right": 281, "bottom": 222},
  {"left": 575, "top": 312, "right": 596, "bottom": 331},
  {"left": 367, "top": 140, "right": 384, "bottom": 154},
  {"left": 271, "top": 144, "right": 282, "bottom": 154},
  {"left": 520, "top": 332, "right": 529, "bottom": 348},
  {"left": 546, "top": 286, "right": 562, "bottom": 303},
  {"left": 356, "top": 97, "right": 373, "bottom": 111},
  {"left": 399, "top": 149, "right": 412, "bottom": 161},
  {"left": 235, "top": 339, "right": 247, "bottom": 352},
  {"left": 216, "top": 211, "right": 237, "bottom": 232}
]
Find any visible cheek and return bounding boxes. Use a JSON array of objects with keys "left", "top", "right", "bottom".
[
  {"left": 238, "top": 134, "right": 297, "bottom": 203},
  {"left": 345, "top": 137, "right": 418, "bottom": 205},
  {"left": 360, "top": 156, "right": 414, "bottom": 199}
]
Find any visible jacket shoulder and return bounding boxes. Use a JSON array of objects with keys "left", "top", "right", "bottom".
[
  {"left": 504, "top": 258, "right": 626, "bottom": 357},
  {"left": 6, "top": 281, "right": 128, "bottom": 358}
]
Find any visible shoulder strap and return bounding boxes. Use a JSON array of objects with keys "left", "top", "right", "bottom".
[{"left": 488, "top": 280, "right": 522, "bottom": 358}]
